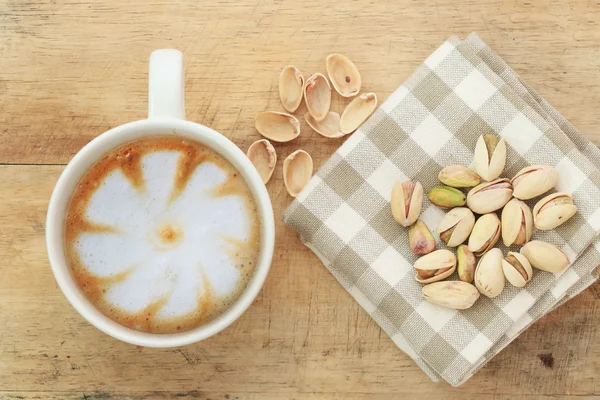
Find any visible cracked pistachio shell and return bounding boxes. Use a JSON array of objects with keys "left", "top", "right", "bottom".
[
  {"left": 422, "top": 281, "right": 480, "bottom": 310},
  {"left": 501, "top": 198, "right": 533, "bottom": 246},
  {"left": 279, "top": 65, "right": 305, "bottom": 112},
  {"left": 325, "top": 53, "right": 362, "bottom": 97},
  {"left": 457, "top": 244, "right": 476, "bottom": 283},
  {"left": 427, "top": 186, "right": 466, "bottom": 209},
  {"left": 304, "top": 73, "right": 332, "bottom": 122},
  {"left": 511, "top": 165, "right": 558, "bottom": 200},
  {"left": 305, "top": 111, "right": 344, "bottom": 138},
  {"left": 255, "top": 111, "right": 301, "bottom": 142},
  {"left": 408, "top": 220, "right": 436, "bottom": 255},
  {"left": 533, "top": 192, "right": 577, "bottom": 230},
  {"left": 414, "top": 249, "right": 456, "bottom": 284},
  {"left": 437, "top": 207, "right": 475, "bottom": 247},
  {"left": 340, "top": 92, "right": 377, "bottom": 134},
  {"left": 475, "top": 248, "right": 505, "bottom": 298},
  {"left": 438, "top": 165, "right": 481, "bottom": 188},
  {"left": 466, "top": 178, "right": 513, "bottom": 214},
  {"left": 502, "top": 252, "right": 533, "bottom": 288},
  {"left": 520, "top": 240, "right": 570, "bottom": 272},
  {"left": 474, "top": 134, "right": 506, "bottom": 181},
  {"left": 468, "top": 213, "right": 501, "bottom": 257},
  {"left": 391, "top": 180, "right": 423, "bottom": 227},
  {"left": 247, "top": 139, "right": 277, "bottom": 184},
  {"left": 283, "top": 150, "right": 313, "bottom": 197}
]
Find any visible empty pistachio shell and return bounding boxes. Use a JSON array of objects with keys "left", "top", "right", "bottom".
[
  {"left": 304, "top": 73, "right": 331, "bottom": 122},
  {"left": 305, "top": 111, "right": 343, "bottom": 138},
  {"left": 533, "top": 192, "right": 577, "bottom": 230},
  {"left": 474, "top": 134, "right": 506, "bottom": 181},
  {"left": 427, "top": 186, "right": 466, "bottom": 209},
  {"left": 502, "top": 252, "right": 533, "bottom": 288},
  {"left": 466, "top": 178, "right": 513, "bottom": 214},
  {"left": 422, "top": 281, "right": 480, "bottom": 310},
  {"left": 501, "top": 198, "right": 533, "bottom": 246},
  {"left": 520, "top": 240, "right": 570, "bottom": 272},
  {"left": 414, "top": 249, "right": 456, "bottom": 284},
  {"left": 247, "top": 139, "right": 277, "bottom": 184},
  {"left": 511, "top": 165, "right": 558, "bottom": 200},
  {"left": 325, "top": 53, "right": 362, "bottom": 97},
  {"left": 255, "top": 111, "right": 300, "bottom": 142},
  {"left": 408, "top": 220, "right": 436, "bottom": 255},
  {"left": 438, "top": 165, "right": 481, "bottom": 188},
  {"left": 437, "top": 207, "right": 475, "bottom": 247},
  {"left": 279, "top": 65, "right": 305, "bottom": 112},
  {"left": 468, "top": 213, "right": 501, "bottom": 257},
  {"left": 340, "top": 92, "right": 377, "bottom": 134},
  {"left": 457, "top": 245, "right": 476, "bottom": 283},
  {"left": 475, "top": 248, "right": 505, "bottom": 298},
  {"left": 283, "top": 150, "right": 313, "bottom": 197},
  {"left": 391, "top": 180, "right": 423, "bottom": 227}
]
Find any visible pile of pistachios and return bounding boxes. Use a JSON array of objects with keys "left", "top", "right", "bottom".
[{"left": 391, "top": 134, "right": 577, "bottom": 310}]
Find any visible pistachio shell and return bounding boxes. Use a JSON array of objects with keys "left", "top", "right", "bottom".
[
  {"left": 533, "top": 192, "right": 577, "bottom": 230},
  {"left": 511, "top": 165, "right": 558, "bottom": 200},
  {"left": 422, "top": 281, "right": 480, "bottom": 310},
  {"left": 340, "top": 92, "right": 378, "bottom": 134},
  {"left": 457, "top": 245, "right": 476, "bottom": 283},
  {"left": 466, "top": 178, "right": 513, "bottom": 214},
  {"left": 502, "top": 252, "right": 533, "bottom": 288},
  {"left": 414, "top": 249, "right": 457, "bottom": 284},
  {"left": 427, "top": 186, "right": 466, "bottom": 209},
  {"left": 520, "top": 240, "right": 570, "bottom": 272},
  {"left": 408, "top": 220, "right": 436, "bottom": 255},
  {"left": 438, "top": 165, "right": 481, "bottom": 188},
  {"left": 279, "top": 65, "right": 305, "bottom": 112},
  {"left": 283, "top": 150, "right": 313, "bottom": 197},
  {"left": 246, "top": 139, "right": 277, "bottom": 184},
  {"left": 305, "top": 111, "right": 344, "bottom": 138},
  {"left": 501, "top": 198, "right": 533, "bottom": 246},
  {"left": 475, "top": 248, "right": 505, "bottom": 298},
  {"left": 325, "top": 53, "right": 362, "bottom": 97},
  {"left": 304, "top": 73, "right": 332, "bottom": 122},
  {"left": 255, "top": 111, "right": 300, "bottom": 142},
  {"left": 437, "top": 207, "right": 475, "bottom": 247},
  {"left": 468, "top": 213, "right": 501, "bottom": 257},
  {"left": 391, "top": 180, "right": 423, "bottom": 227},
  {"left": 474, "top": 135, "right": 506, "bottom": 181}
]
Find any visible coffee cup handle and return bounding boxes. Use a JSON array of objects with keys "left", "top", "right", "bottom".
[{"left": 148, "top": 49, "right": 186, "bottom": 120}]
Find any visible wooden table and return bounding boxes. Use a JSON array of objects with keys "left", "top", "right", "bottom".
[{"left": 1, "top": 0, "right": 599, "bottom": 398}]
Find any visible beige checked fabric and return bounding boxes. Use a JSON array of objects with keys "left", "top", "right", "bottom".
[{"left": 282, "top": 33, "right": 600, "bottom": 386}]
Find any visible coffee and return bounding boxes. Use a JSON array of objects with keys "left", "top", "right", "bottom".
[{"left": 64, "top": 136, "right": 261, "bottom": 334}]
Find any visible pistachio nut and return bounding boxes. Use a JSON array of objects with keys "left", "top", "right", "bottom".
[
  {"left": 501, "top": 198, "right": 533, "bottom": 246},
  {"left": 474, "top": 134, "right": 506, "bottom": 181},
  {"left": 422, "top": 281, "right": 480, "bottom": 310},
  {"left": 427, "top": 186, "right": 466, "bottom": 209},
  {"left": 502, "top": 252, "right": 533, "bottom": 288},
  {"left": 391, "top": 180, "right": 423, "bottom": 227},
  {"left": 466, "top": 178, "right": 513, "bottom": 214},
  {"left": 468, "top": 213, "right": 501, "bottom": 257},
  {"left": 520, "top": 240, "right": 570, "bottom": 272},
  {"left": 413, "top": 249, "right": 456, "bottom": 284},
  {"left": 475, "top": 248, "right": 505, "bottom": 298},
  {"left": 408, "top": 219, "right": 436, "bottom": 255},
  {"left": 533, "top": 192, "right": 577, "bottom": 230},
  {"left": 437, "top": 207, "right": 475, "bottom": 247},
  {"left": 457, "top": 244, "right": 476, "bottom": 283},
  {"left": 511, "top": 165, "right": 558, "bottom": 200},
  {"left": 438, "top": 165, "right": 481, "bottom": 188}
]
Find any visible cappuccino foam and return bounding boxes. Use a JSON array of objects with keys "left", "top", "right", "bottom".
[{"left": 65, "top": 136, "right": 261, "bottom": 333}]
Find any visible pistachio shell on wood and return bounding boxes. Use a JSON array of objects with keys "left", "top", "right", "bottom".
[
  {"left": 255, "top": 111, "right": 300, "bottom": 142},
  {"left": 279, "top": 65, "right": 305, "bottom": 112},
  {"left": 305, "top": 111, "right": 344, "bottom": 138},
  {"left": 283, "top": 149, "right": 313, "bottom": 197},
  {"left": 340, "top": 92, "right": 378, "bottom": 134},
  {"left": 304, "top": 73, "right": 332, "bottom": 122},
  {"left": 325, "top": 53, "right": 362, "bottom": 97},
  {"left": 246, "top": 139, "right": 277, "bottom": 184}
]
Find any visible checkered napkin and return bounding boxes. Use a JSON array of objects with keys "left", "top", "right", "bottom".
[{"left": 282, "top": 32, "right": 600, "bottom": 386}]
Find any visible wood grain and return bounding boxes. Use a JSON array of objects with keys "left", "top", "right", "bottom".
[{"left": 1, "top": 0, "right": 600, "bottom": 398}]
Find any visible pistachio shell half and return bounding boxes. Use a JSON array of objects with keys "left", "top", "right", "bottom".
[
  {"left": 533, "top": 192, "right": 577, "bottom": 230},
  {"left": 468, "top": 213, "right": 501, "bottom": 257},
  {"left": 325, "top": 53, "right": 362, "bottom": 97},
  {"left": 501, "top": 198, "right": 533, "bottom": 246},
  {"left": 304, "top": 73, "right": 332, "bottom": 122},
  {"left": 283, "top": 150, "right": 313, "bottom": 197},
  {"left": 520, "top": 240, "right": 570, "bottom": 272},
  {"left": 340, "top": 92, "right": 377, "bottom": 134},
  {"left": 408, "top": 219, "right": 436, "bottom": 255},
  {"left": 438, "top": 165, "right": 481, "bottom": 188},
  {"left": 457, "top": 245, "right": 476, "bottom": 283},
  {"left": 279, "top": 65, "right": 305, "bottom": 112},
  {"left": 466, "top": 178, "right": 513, "bottom": 214},
  {"left": 414, "top": 249, "right": 456, "bottom": 284},
  {"left": 502, "top": 252, "right": 533, "bottom": 288},
  {"left": 255, "top": 111, "right": 301, "bottom": 142},
  {"left": 391, "top": 180, "right": 423, "bottom": 227},
  {"left": 427, "top": 186, "right": 466, "bottom": 209},
  {"left": 474, "top": 134, "right": 506, "bottom": 181},
  {"left": 305, "top": 111, "right": 344, "bottom": 138},
  {"left": 437, "top": 207, "right": 475, "bottom": 247},
  {"left": 475, "top": 248, "right": 505, "bottom": 298},
  {"left": 511, "top": 165, "right": 558, "bottom": 200},
  {"left": 422, "top": 281, "right": 480, "bottom": 310},
  {"left": 246, "top": 139, "right": 277, "bottom": 184}
]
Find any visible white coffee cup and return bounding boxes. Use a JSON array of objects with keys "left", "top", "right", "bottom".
[{"left": 46, "top": 49, "right": 275, "bottom": 347}]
